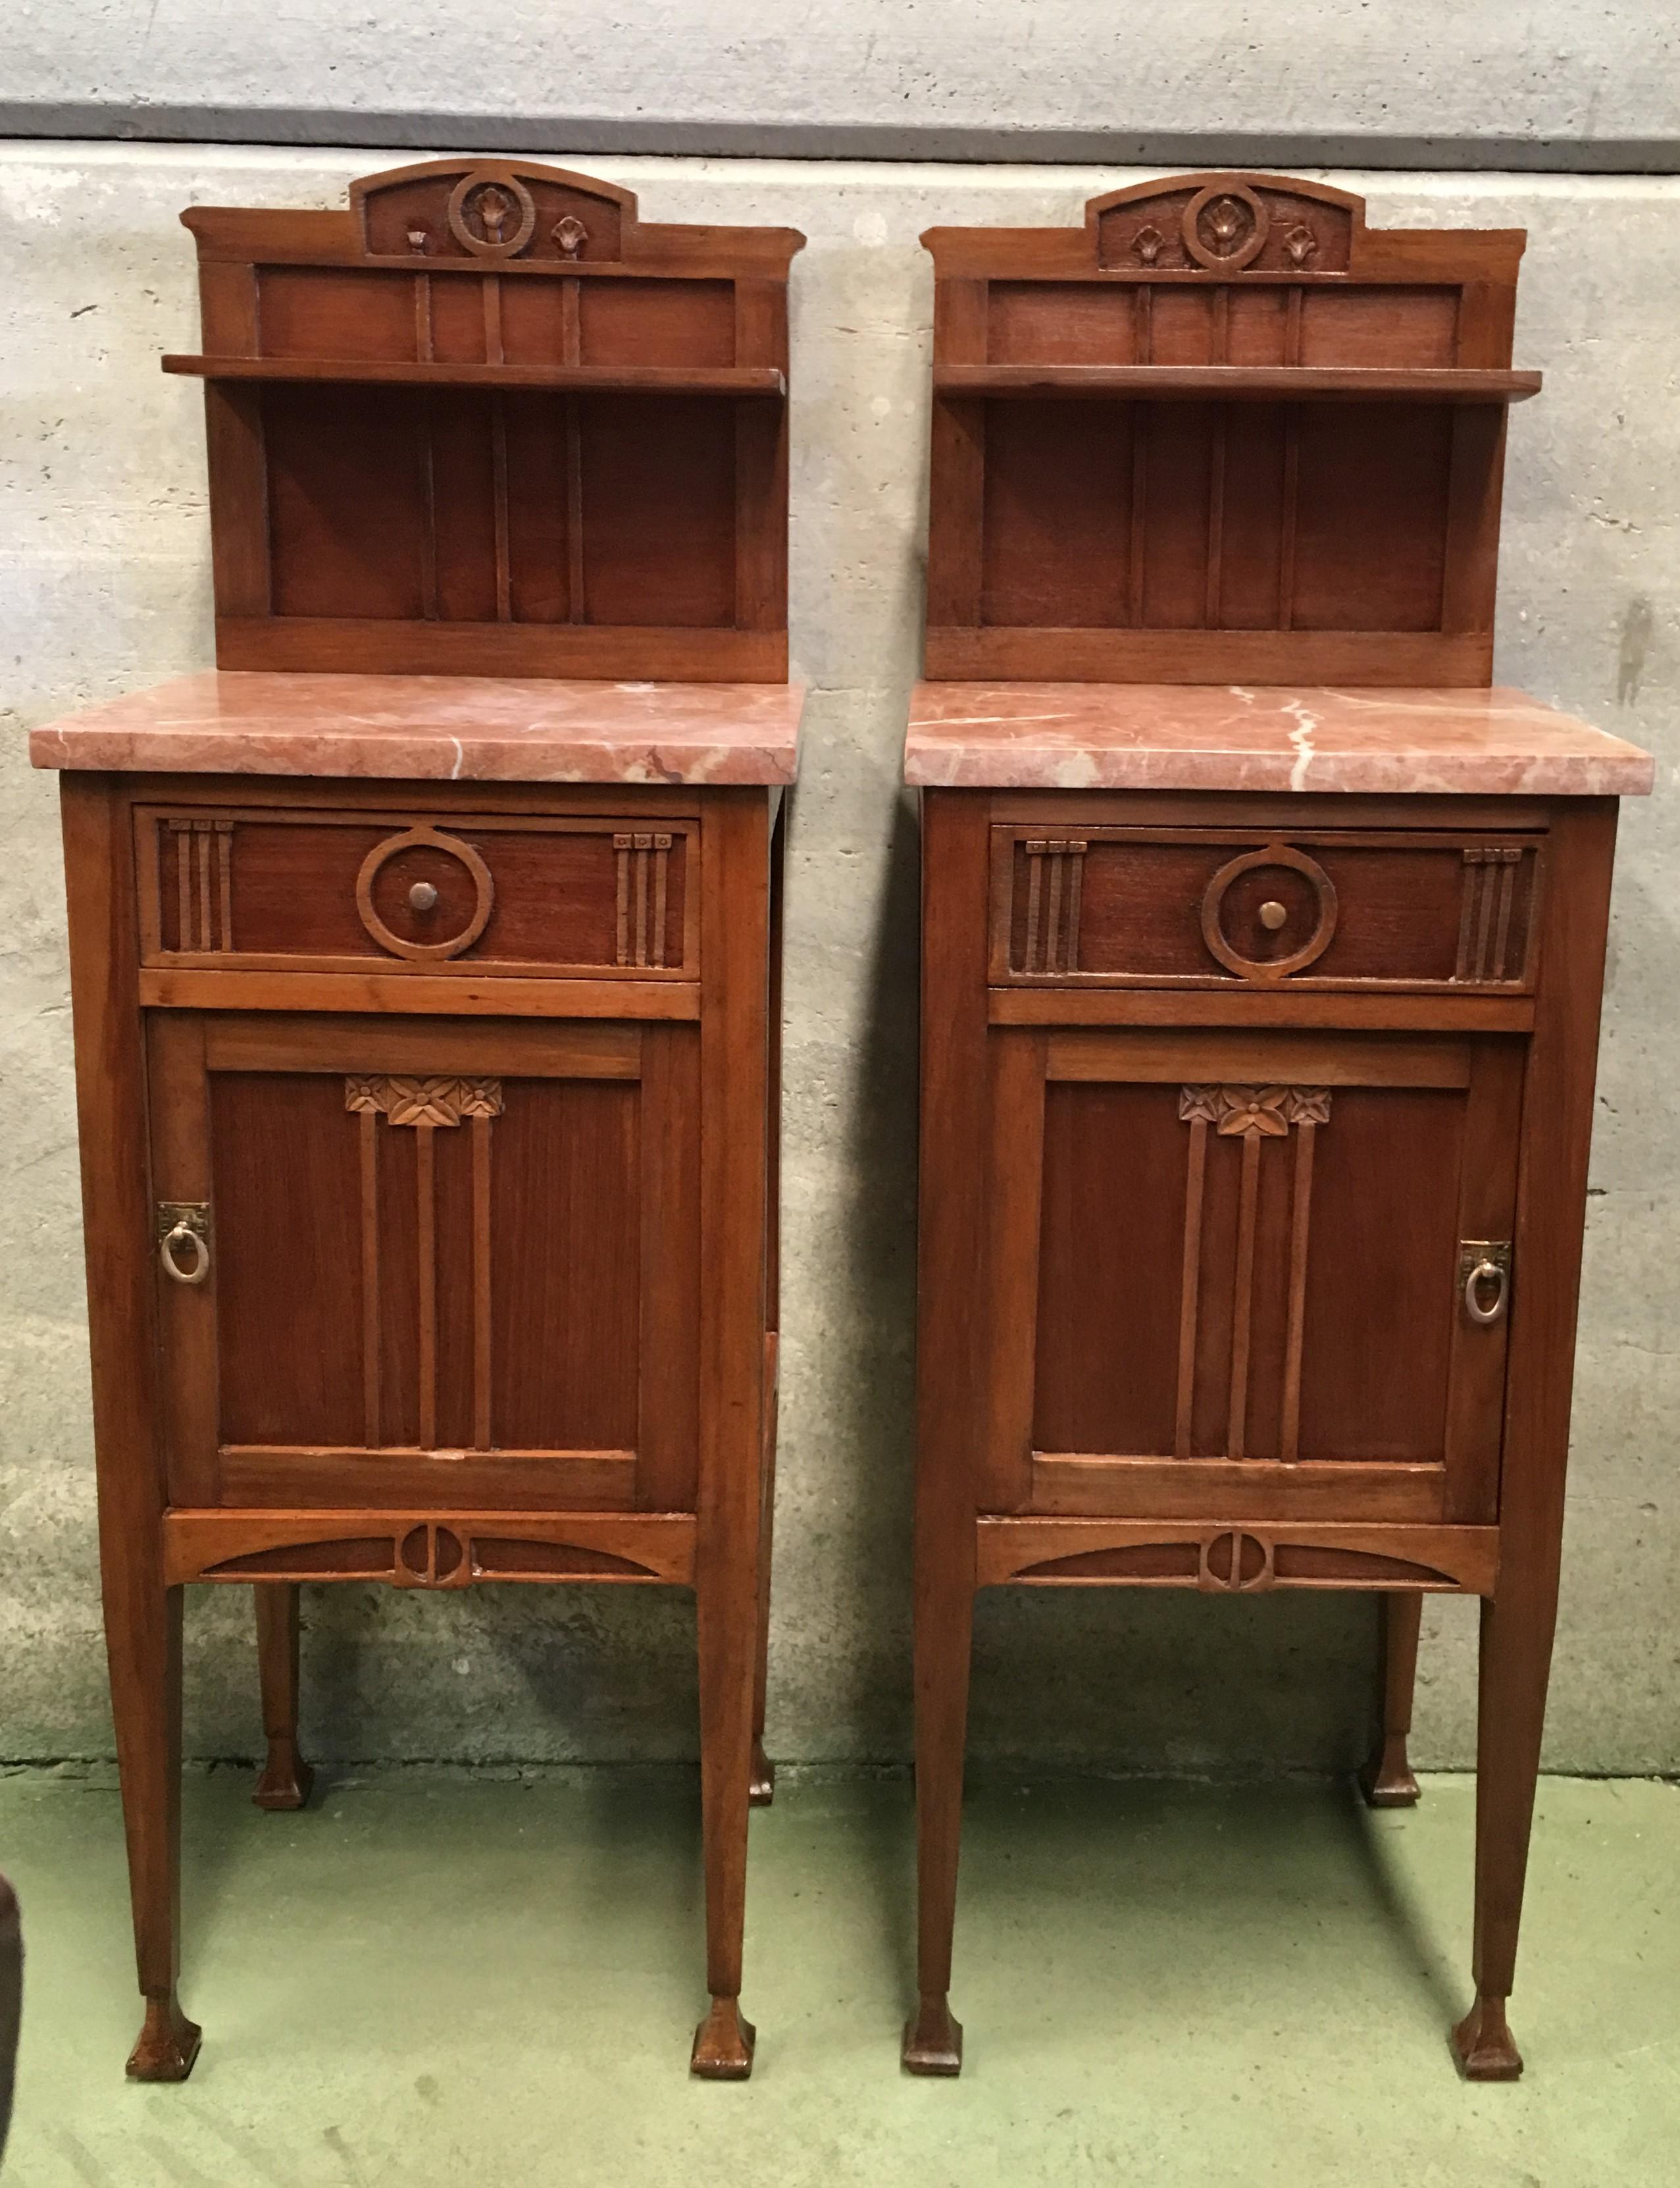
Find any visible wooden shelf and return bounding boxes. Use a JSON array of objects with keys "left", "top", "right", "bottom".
[
  {"left": 934, "top": 365, "right": 1541, "bottom": 404},
  {"left": 162, "top": 355, "right": 787, "bottom": 397}
]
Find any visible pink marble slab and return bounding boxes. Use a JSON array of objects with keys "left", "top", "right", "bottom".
[
  {"left": 905, "top": 684, "right": 1654, "bottom": 796},
  {"left": 29, "top": 671, "right": 803, "bottom": 785}
]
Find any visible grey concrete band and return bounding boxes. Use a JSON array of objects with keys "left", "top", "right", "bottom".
[{"left": 3, "top": 107, "right": 1679, "bottom": 170}]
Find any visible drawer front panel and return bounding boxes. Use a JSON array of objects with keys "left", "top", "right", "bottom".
[
  {"left": 137, "top": 806, "right": 698, "bottom": 979},
  {"left": 990, "top": 826, "right": 1541, "bottom": 992}
]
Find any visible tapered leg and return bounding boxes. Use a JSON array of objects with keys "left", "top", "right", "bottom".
[
  {"left": 691, "top": 1567, "right": 757, "bottom": 2079},
  {"left": 109, "top": 1583, "right": 199, "bottom": 2081},
  {"left": 750, "top": 1374, "right": 777, "bottom": 1810},
  {"left": 1452, "top": 1581, "right": 1560, "bottom": 2082},
  {"left": 253, "top": 1585, "right": 314, "bottom": 1812},
  {"left": 690, "top": 791, "right": 771, "bottom": 2078},
  {"left": 1361, "top": 1593, "right": 1423, "bottom": 1808},
  {"left": 902, "top": 1555, "right": 973, "bottom": 2075}
]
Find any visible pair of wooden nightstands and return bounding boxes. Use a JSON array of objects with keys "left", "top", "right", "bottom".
[{"left": 32, "top": 162, "right": 1650, "bottom": 2088}]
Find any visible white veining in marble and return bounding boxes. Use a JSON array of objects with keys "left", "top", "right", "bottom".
[
  {"left": 29, "top": 671, "right": 805, "bottom": 785},
  {"left": 905, "top": 683, "right": 1655, "bottom": 796}
]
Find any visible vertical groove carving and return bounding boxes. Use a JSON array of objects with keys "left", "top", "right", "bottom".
[
  {"left": 195, "top": 828, "right": 213, "bottom": 949},
  {"left": 1206, "top": 411, "right": 1227, "bottom": 627},
  {"left": 1175, "top": 1102, "right": 1212, "bottom": 1456},
  {"left": 419, "top": 398, "right": 440, "bottom": 620},
  {"left": 1280, "top": 1093, "right": 1330, "bottom": 1460},
  {"left": 1278, "top": 409, "right": 1300, "bottom": 631},
  {"left": 565, "top": 392, "right": 586, "bottom": 623},
  {"left": 1019, "top": 840, "right": 1088, "bottom": 973},
  {"left": 416, "top": 1123, "right": 437, "bottom": 1448},
  {"left": 613, "top": 834, "right": 676, "bottom": 967},
  {"left": 1227, "top": 1130, "right": 1262, "bottom": 1455},
  {"left": 1177, "top": 1085, "right": 1333, "bottom": 1462},
  {"left": 359, "top": 1105, "right": 381, "bottom": 1447},
  {"left": 482, "top": 273, "right": 503, "bottom": 365},
  {"left": 652, "top": 837, "right": 670, "bottom": 970},
  {"left": 490, "top": 392, "right": 511, "bottom": 621},
  {"left": 414, "top": 273, "right": 434, "bottom": 362},
  {"left": 561, "top": 276, "right": 582, "bottom": 365},
  {"left": 344, "top": 1077, "right": 505, "bottom": 1452},
  {"left": 166, "top": 820, "right": 236, "bottom": 951},
  {"left": 217, "top": 827, "right": 234, "bottom": 949},
  {"left": 1455, "top": 848, "right": 1525, "bottom": 981},
  {"left": 472, "top": 1112, "right": 493, "bottom": 1450},
  {"left": 1129, "top": 407, "right": 1149, "bottom": 627},
  {"left": 1491, "top": 854, "right": 1517, "bottom": 977}
]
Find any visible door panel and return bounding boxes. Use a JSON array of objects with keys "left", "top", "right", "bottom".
[
  {"left": 996, "top": 1027, "right": 1521, "bottom": 1524},
  {"left": 213, "top": 1070, "right": 365, "bottom": 1447},
  {"left": 149, "top": 1011, "right": 699, "bottom": 1513}
]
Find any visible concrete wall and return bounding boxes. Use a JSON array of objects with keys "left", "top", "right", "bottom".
[
  {"left": 1, "top": 147, "right": 1674, "bottom": 1775},
  {"left": 5, "top": 6, "right": 1677, "bottom": 167}
]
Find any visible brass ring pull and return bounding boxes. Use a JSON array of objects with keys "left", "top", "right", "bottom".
[
  {"left": 159, "top": 1222, "right": 211, "bottom": 1286},
  {"left": 1463, "top": 1257, "right": 1508, "bottom": 1324}
]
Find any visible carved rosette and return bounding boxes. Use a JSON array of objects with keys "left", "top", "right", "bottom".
[
  {"left": 345, "top": 1075, "right": 505, "bottom": 1128},
  {"left": 447, "top": 171, "right": 538, "bottom": 258},
  {"left": 1178, "top": 1085, "right": 1332, "bottom": 1137},
  {"left": 1183, "top": 183, "right": 1268, "bottom": 271}
]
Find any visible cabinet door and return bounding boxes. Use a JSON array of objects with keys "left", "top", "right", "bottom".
[
  {"left": 147, "top": 1012, "right": 698, "bottom": 1513},
  {"left": 984, "top": 1027, "right": 1521, "bottom": 1526}
]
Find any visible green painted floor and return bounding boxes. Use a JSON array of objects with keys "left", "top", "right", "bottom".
[{"left": 0, "top": 1766, "right": 1675, "bottom": 2185}]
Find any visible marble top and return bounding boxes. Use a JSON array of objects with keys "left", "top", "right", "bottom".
[
  {"left": 29, "top": 671, "right": 804, "bottom": 785},
  {"left": 905, "top": 685, "right": 1654, "bottom": 797}
]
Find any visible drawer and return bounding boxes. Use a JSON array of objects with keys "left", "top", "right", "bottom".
[
  {"left": 136, "top": 806, "right": 698, "bottom": 979},
  {"left": 988, "top": 826, "right": 1542, "bottom": 993}
]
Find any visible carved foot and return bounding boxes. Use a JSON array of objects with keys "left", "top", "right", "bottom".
[
  {"left": 749, "top": 1738, "right": 776, "bottom": 1808},
  {"left": 253, "top": 1740, "right": 315, "bottom": 1812},
  {"left": 1360, "top": 1735, "right": 1421, "bottom": 1809},
  {"left": 902, "top": 1993, "right": 963, "bottom": 2075},
  {"left": 126, "top": 1994, "right": 202, "bottom": 2082},
  {"left": 690, "top": 1995, "right": 756, "bottom": 2079},
  {"left": 1452, "top": 1994, "right": 1523, "bottom": 2081}
]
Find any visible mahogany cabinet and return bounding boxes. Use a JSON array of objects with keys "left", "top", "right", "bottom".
[
  {"left": 32, "top": 159, "right": 803, "bottom": 2082},
  {"left": 902, "top": 176, "right": 1653, "bottom": 2080}
]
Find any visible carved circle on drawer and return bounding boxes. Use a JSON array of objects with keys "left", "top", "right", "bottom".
[
  {"left": 447, "top": 170, "right": 536, "bottom": 259},
  {"left": 1200, "top": 843, "right": 1338, "bottom": 983},
  {"left": 1200, "top": 1530, "right": 1273, "bottom": 1592},
  {"left": 1183, "top": 182, "right": 1269, "bottom": 272},
  {"left": 355, "top": 825, "right": 494, "bottom": 961}
]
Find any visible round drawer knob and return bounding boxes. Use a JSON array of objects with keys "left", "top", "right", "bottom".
[
  {"left": 1258, "top": 899, "right": 1288, "bottom": 931},
  {"left": 408, "top": 881, "right": 440, "bottom": 913}
]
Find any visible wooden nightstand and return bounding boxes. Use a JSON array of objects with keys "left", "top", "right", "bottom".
[
  {"left": 901, "top": 174, "right": 1653, "bottom": 2080},
  {"left": 32, "top": 158, "right": 803, "bottom": 2083}
]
